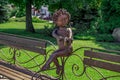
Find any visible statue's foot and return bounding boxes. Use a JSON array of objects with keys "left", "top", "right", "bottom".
[
  {"left": 41, "top": 64, "right": 50, "bottom": 71},
  {"left": 56, "top": 66, "right": 62, "bottom": 75}
]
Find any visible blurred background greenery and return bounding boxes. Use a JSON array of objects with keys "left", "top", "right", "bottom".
[{"left": 0, "top": 0, "right": 120, "bottom": 42}]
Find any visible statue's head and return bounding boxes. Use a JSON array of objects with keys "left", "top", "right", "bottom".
[{"left": 53, "top": 9, "right": 71, "bottom": 27}]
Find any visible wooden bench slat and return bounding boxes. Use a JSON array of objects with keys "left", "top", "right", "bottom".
[
  {"left": 0, "top": 65, "right": 32, "bottom": 80},
  {"left": 84, "top": 50, "right": 120, "bottom": 63},
  {"left": 0, "top": 34, "right": 46, "bottom": 48},
  {"left": 0, "top": 61, "right": 53, "bottom": 80},
  {"left": 0, "top": 67, "right": 24, "bottom": 80},
  {"left": 84, "top": 58, "right": 120, "bottom": 72},
  {"left": 0, "top": 40, "right": 46, "bottom": 55},
  {"left": 0, "top": 61, "right": 39, "bottom": 80}
]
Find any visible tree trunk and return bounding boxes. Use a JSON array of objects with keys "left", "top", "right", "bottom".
[{"left": 26, "top": 0, "right": 35, "bottom": 32}]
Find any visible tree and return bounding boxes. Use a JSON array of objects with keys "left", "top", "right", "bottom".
[
  {"left": 25, "top": 0, "right": 35, "bottom": 32},
  {"left": 9, "top": 0, "right": 53, "bottom": 33},
  {"left": 9, "top": 0, "right": 37, "bottom": 32}
]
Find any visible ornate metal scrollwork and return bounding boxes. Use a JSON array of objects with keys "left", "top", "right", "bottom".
[
  {"left": 0, "top": 43, "right": 120, "bottom": 80},
  {"left": 32, "top": 47, "right": 120, "bottom": 80}
]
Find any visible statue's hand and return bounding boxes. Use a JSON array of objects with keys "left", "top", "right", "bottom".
[
  {"left": 64, "top": 37, "right": 73, "bottom": 45},
  {"left": 58, "top": 36, "right": 63, "bottom": 41},
  {"left": 65, "top": 37, "right": 72, "bottom": 41}
]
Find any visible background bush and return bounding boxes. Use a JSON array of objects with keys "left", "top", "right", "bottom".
[
  {"left": 9, "top": 16, "right": 47, "bottom": 23},
  {"left": 32, "top": 17, "right": 47, "bottom": 23},
  {"left": 96, "top": 0, "right": 120, "bottom": 34},
  {"left": 15, "top": 7, "right": 25, "bottom": 17},
  {"left": 0, "top": 0, "right": 9, "bottom": 23},
  {"left": 9, "top": 16, "right": 26, "bottom": 22}
]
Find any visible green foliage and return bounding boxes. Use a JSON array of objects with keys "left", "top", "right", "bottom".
[
  {"left": 32, "top": 16, "right": 47, "bottom": 23},
  {"left": 8, "top": 0, "right": 44, "bottom": 9},
  {"left": 8, "top": 0, "right": 26, "bottom": 18},
  {"left": 74, "top": 33, "right": 114, "bottom": 42},
  {"left": 97, "top": 0, "right": 120, "bottom": 34},
  {"left": 0, "top": 0, "right": 8, "bottom": 6},
  {"left": 9, "top": 0, "right": 25, "bottom": 6},
  {"left": 43, "top": 24, "right": 55, "bottom": 36},
  {"left": 9, "top": 6, "right": 25, "bottom": 18},
  {"left": 9, "top": 17, "right": 26, "bottom": 22},
  {"left": 71, "top": 7, "right": 99, "bottom": 36},
  {"left": 9, "top": 16, "right": 48, "bottom": 23},
  {"left": 95, "top": 34, "right": 114, "bottom": 42},
  {"left": 15, "top": 8, "right": 25, "bottom": 17},
  {"left": 0, "top": 6, "right": 8, "bottom": 23},
  {"left": 9, "top": 7, "right": 17, "bottom": 17},
  {"left": 0, "top": 0, "right": 9, "bottom": 23}
]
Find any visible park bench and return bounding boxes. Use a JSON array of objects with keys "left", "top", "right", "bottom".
[
  {"left": 0, "top": 32, "right": 120, "bottom": 80},
  {"left": 0, "top": 32, "right": 56, "bottom": 80}
]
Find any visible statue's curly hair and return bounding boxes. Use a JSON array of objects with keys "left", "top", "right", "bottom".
[{"left": 52, "top": 9, "right": 71, "bottom": 24}]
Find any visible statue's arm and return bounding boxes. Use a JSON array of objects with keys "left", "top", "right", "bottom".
[
  {"left": 52, "top": 29, "right": 60, "bottom": 39},
  {"left": 68, "top": 28, "right": 73, "bottom": 39}
]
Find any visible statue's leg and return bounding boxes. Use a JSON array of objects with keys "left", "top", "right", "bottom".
[
  {"left": 53, "top": 58, "right": 59, "bottom": 67},
  {"left": 41, "top": 48, "right": 72, "bottom": 71},
  {"left": 52, "top": 48, "right": 72, "bottom": 74},
  {"left": 41, "top": 50, "right": 60, "bottom": 70}
]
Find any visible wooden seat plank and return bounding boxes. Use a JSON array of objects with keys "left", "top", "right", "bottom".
[
  {"left": 84, "top": 50, "right": 120, "bottom": 63},
  {"left": 0, "top": 65, "right": 32, "bottom": 80},
  {"left": 0, "top": 38, "right": 46, "bottom": 55},
  {"left": 0, "top": 34, "right": 46, "bottom": 48},
  {"left": 84, "top": 58, "right": 120, "bottom": 72},
  {"left": 0, "top": 69, "right": 23, "bottom": 80},
  {"left": 0, "top": 65, "right": 32, "bottom": 79}
]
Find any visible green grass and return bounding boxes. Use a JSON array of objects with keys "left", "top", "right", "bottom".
[{"left": 0, "top": 22, "right": 120, "bottom": 80}]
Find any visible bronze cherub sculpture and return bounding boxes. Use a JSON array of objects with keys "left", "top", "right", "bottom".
[{"left": 41, "top": 9, "right": 73, "bottom": 74}]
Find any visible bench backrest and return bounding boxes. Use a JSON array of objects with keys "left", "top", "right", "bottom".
[
  {"left": 0, "top": 33, "right": 47, "bottom": 55},
  {"left": 84, "top": 50, "right": 120, "bottom": 72}
]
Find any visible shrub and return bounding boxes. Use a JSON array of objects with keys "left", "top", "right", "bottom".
[
  {"left": 15, "top": 10, "right": 25, "bottom": 18},
  {"left": 9, "top": 16, "right": 26, "bottom": 22},
  {"left": 15, "top": 7, "right": 25, "bottom": 17},
  {"left": 74, "top": 33, "right": 114, "bottom": 42},
  {"left": 9, "top": 16, "right": 48, "bottom": 23},
  {"left": 0, "top": 0, "right": 8, "bottom": 23},
  {"left": 9, "top": 7, "right": 17, "bottom": 17},
  {"left": 32, "top": 16, "right": 47, "bottom": 23},
  {"left": 43, "top": 24, "right": 55, "bottom": 36},
  {"left": 95, "top": 34, "right": 114, "bottom": 42},
  {"left": 97, "top": 0, "right": 120, "bottom": 34},
  {"left": 0, "top": 6, "right": 8, "bottom": 23}
]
